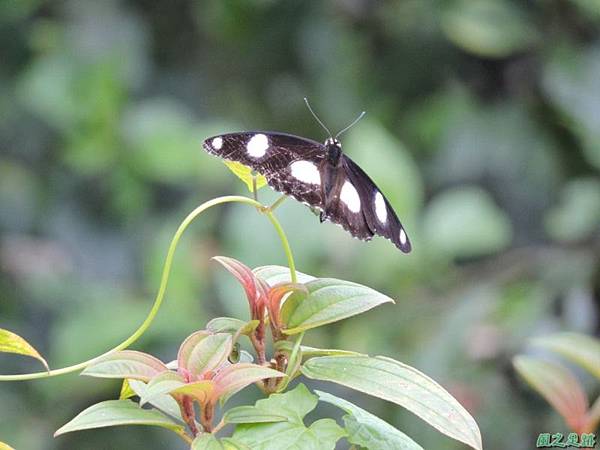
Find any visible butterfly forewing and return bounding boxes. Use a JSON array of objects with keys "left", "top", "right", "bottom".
[
  {"left": 342, "top": 156, "right": 411, "bottom": 252},
  {"left": 204, "top": 132, "right": 326, "bottom": 209}
]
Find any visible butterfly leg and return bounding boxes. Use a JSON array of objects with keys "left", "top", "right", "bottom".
[
  {"left": 268, "top": 195, "right": 287, "bottom": 212},
  {"left": 252, "top": 174, "right": 258, "bottom": 202}
]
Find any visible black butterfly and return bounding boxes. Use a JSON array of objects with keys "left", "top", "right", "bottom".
[{"left": 202, "top": 103, "right": 411, "bottom": 253}]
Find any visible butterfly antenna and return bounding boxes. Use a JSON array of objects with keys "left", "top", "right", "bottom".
[
  {"left": 304, "top": 97, "right": 333, "bottom": 138},
  {"left": 335, "top": 111, "right": 366, "bottom": 139}
]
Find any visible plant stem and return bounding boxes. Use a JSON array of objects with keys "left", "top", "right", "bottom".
[
  {"left": 212, "top": 417, "right": 226, "bottom": 434},
  {"left": 262, "top": 208, "right": 297, "bottom": 283},
  {"left": 175, "top": 429, "right": 194, "bottom": 445},
  {"left": 200, "top": 402, "right": 215, "bottom": 432},
  {"left": 0, "top": 195, "right": 297, "bottom": 381},
  {"left": 274, "top": 330, "right": 305, "bottom": 393},
  {"left": 181, "top": 397, "right": 199, "bottom": 436}
]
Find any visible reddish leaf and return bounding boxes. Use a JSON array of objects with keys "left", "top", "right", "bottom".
[
  {"left": 213, "top": 256, "right": 261, "bottom": 317},
  {"left": 533, "top": 333, "right": 600, "bottom": 381},
  {"left": 171, "top": 380, "right": 216, "bottom": 405},
  {"left": 177, "top": 330, "right": 211, "bottom": 377},
  {"left": 585, "top": 396, "right": 600, "bottom": 433},
  {"left": 186, "top": 333, "right": 233, "bottom": 379},
  {"left": 81, "top": 351, "right": 168, "bottom": 382},
  {"left": 213, "top": 363, "right": 285, "bottom": 402},
  {"left": 266, "top": 283, "right": 308, "bottom": 331},
  {"left": 513, "top": 355, "right": 589, "bottom": 433},
  {"left": 255, "top": 277, "right": 270, "bottom": 319}
]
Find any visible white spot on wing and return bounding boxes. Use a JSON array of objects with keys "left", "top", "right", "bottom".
[
  {"left": 290, "top": 160, "right": 321, "bottom": 185},
  {"left": 212, "top": 137, "right": 223, "bottom": 150},
  {"left": 374, "top": 192, "right": 387, "bottom": 223},
  {"left": 340, "top": 181, "right": 361, "bottom": 213},
  {"left": 246, "top": 134, "right": 269, "bottom": 158},
  {"left": 399, "top": 229, "right": 407, "bottom": 245}
]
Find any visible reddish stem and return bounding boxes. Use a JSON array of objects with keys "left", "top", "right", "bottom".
[
  {"left": 180, "top": 396, "right": 198, "bottom": 436},
  {"left": 251, "top": 319, "right": 267, "bottom": 365},
  {"left": 200, "top": 402, "right": 215, "bottom": 433}
]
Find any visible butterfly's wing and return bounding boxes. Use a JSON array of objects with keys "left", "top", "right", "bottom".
[
  {"left": 320, "top": 171, "right": 375, "bottom": 242},
  {"left": 342, "top": 155, "right": 411, "bottom": 253},
  {"left": 203, "top": 132, "right": 326, "bottom": 209}
]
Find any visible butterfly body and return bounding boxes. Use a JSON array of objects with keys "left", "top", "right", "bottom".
[{"left": 203, "top": 131, "right": 411, "bottom": 253}]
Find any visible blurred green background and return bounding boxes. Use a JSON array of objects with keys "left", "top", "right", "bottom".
[{"left": 1, "top": 0, "right": 600, "bottom": 449}]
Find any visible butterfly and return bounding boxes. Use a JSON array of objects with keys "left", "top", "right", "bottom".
[{"left": 202, "top": 100, "right": 411, "bottom": 253}]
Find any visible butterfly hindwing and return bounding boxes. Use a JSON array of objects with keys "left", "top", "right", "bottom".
[
  {"left": 342, "top": 155, "right": 411, "bottom": 252},
  {"left": 322, "top": 174, "right": 374, "bottom": 242},
  {"left": 204, "top": 132, "right": 326, "bottom": 209}
]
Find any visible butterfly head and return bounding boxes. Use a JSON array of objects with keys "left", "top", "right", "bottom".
[{"left": 324, "top": 137, "right": 342, "bottom": 166}]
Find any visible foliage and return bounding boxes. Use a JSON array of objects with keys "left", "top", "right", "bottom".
[
  {"left": 0, "top": 328, "right": 48, "bottom": 371},
  {"left": 51, "top": 253, "right": 482, "bottom": 449},
  {"left": 513, "top": 333, "right": 600, "bottom": 434},
  {"left": 1, "top": 1, "right": 599, "bottom": 449}
]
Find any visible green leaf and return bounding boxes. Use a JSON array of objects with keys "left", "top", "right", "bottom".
[
  {"left": 192, "top": 434, "right": 225, "bottom": 450},
  {"left": 238, "top": 350, "right": 254, "bottom": 363},
  {"left": 513, "top": 355, "right": 589, "bottom": 431},
  {"left": 128, "top": 379, "right": 184, "bottom": 422},
  {"left": 224, "top": 406, "right": 288, "bottom": 424},
  {"left": 207, "top": 317, "right": 258, "bottom": 335},
  {"left": 441, "top": 0, "right": 537, "bottom": 58},
  {"left": 122, "top": 98, "right": 202, "bottom": 182},
  {"left": 531, "top": 333, "right": 600, "bottom": 380},
  {"left": 221, "top": 438, "right": 252, "bottom": 450},
  {"left": 281, "top": 278, "right": 394, "bottom": 335},
  {"left": 275, "top": 341, "right": 364, "bottom": 358},
  {"left": 567, "top": 0, "right": 600, "bottom": 19},
  {"left": 423, "top": 186, "right": 512, "bottom": 259},
  {"left": 81, "top": 350, "right": 168, "bottom": 381},
  {"left": 231, "top": 384, "right": 345, "bottom": 450},
  {"left": 222, "top": 160, "right": 268, "bottom": 193},
  {"left": 0, "top": 328, "right": 49, "bottom": 371},
  {"left": 253, "top": 265, "right": 315, "bottom": 285},
  {"left": 0, "top": 442, "right": 16, "bottom": 450},
  {"left": 545, "top": 178, "right": 600, "bottom": 243},
  {"left": 542, "top": 45, "right": 600, "bottom": 170},
  {"left": 54, "top": 400, "right": 185, "bottom": 437},
  {"left": 192, "top": 435, "right": 253, "bottom": 450},
  {"left": 207, "top": 318, "right": 260, "bottom": 348},
  {"left": 139, "top": 371, "right": 186, "bottom": 406},
  {"left": 233, "top": 419, "right": 344, "bottom": 450},
  {"left": 316, "top": 390, "right": 423, "bottom": 450},
  {"left": 246, "top": 382, "right": 317, "bottom": 421},
  {"left": 301, "top": 356, "right": 482, "bottom": 450},
  {"left": 178, "top": 331, "right": 232, "bottom": 377},
  {"left": 119, "top": 379, "right": 136, "bottom": 400}
]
